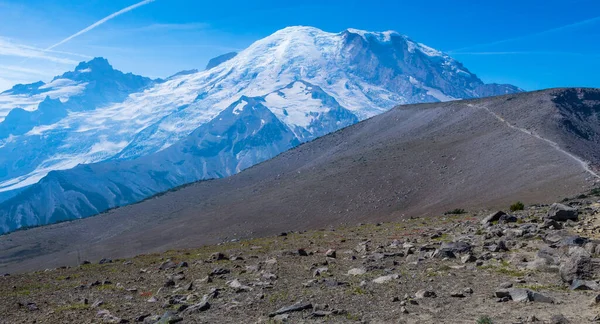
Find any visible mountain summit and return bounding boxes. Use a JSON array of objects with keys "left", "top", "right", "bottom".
[{"left": 0, "top": 26, "right": 521, "bottom": 233}]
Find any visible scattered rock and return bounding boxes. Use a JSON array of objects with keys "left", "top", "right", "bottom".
[
  {"left": 184, "top": 301, "right": 210, "bottom": 314},
  {"left": 164, "top": 279, "right": 175, "bottom": 287},
  {"left": 159, "top": 260, "right": 177, "bottom": 270},
  {"left": 347, "top": 268, "right": 367, "bottom": 276},
  {"left": 569, "top": 279, "right": 600, "bottom": 291},
  {"left": 156, "top": 311, "right": 183, "bottom": 324},
  {"left": 372, "top": 274, "right": 399, "bottom": 284},
  {"left": 495, "top": 288, "right": 554, "bottom": 303},
  {"left": 210, "top": 268, "right": 230, "bottom": 276},
  {"left": 481, "top": 211, "right": 507, "bottom": 226},
  {"left": 549, "top": 314, "right": 570, "bottom": 324},
  {"left": 313, "top": 267, "right": 328, "bottom": 277},
  {"left": 415, "top": 290, "right": 436, "bottom": 299},
  {"left": 269, "top": 302, "right": 313, "bottom": 317},
  {"left": 461, "top": 254, "right": 477, "bottom": 263},
  {"left": 209, "top": 252, "right": 227, "bottom": 261},
  {"left": 325, "top": 249, "right": 337, "bottom": 258}
]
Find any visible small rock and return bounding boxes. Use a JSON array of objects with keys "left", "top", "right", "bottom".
[
  {"left": 164, "top": 279, "right": 175, "bottom": 287},
  {"left": 273, "top": 314, "right": 290, "bottom": 322},
  {"left": 325, "top": 249, "right": 337, "bottom": 258},
  {"left": 269, "top": 302, "right": 313, "bottom": 317},
  {"left": 482, "top": 211, "right": 507, "bottom": 226},
  {"left": 98, "top": 258, "right": 112, "bottom": 265},
  {"left": 313, "top": 267, "right": 329, "bottom": 277},
  {"left": 209, "top": 252, "right": 227, "bottom": 261},
  {"left": 26, "top": 302, "right": 38, "bottom": 311},
  {"left": 440, "top": 241, "right": 472, "bottom": 254},
  {"left": 347, "top": 268, "right": 367, "bottom": 276},
  {"left": 499, "top": 282, "right": 513, "bottom": 289},
  {"left": 495, "top": 288, "right": 554, "bottom": 303},
  {"left": 569, "top": 279, "right": 600, "bottom": 290},
  {"left": 372, "top": 274, "right": 399, "bottom": 284},
  {"left": 415, "top": 290, "right": 436, "bottom": 299},
  {"left": 157, "top": 311, "right": 183, "bottom": 323},
  {"left": 549, "top": 314, "right": 569, "bottom": 324},
  {"left": 298, "top": 248, "right": 309, "bottom": 256},
  {"left": 159, "top": 260, "right": 177, "bottom": 270},
  {"left": 461, "top": 254, "right": 477, "bottom": 263},
  {"left": 184, "top": 301, "right": 210, "bottom": 314},
  {"left": 210, "top": 268, "right": 230, "bottom": 276}
]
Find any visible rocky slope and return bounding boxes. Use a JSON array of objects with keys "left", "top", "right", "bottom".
[
  {"left": 0, "top": 26, "right": 520, "bottom": 233},
  {"left": 2, "top": 189, "right": 600, "bottom": 323},
  {"left": 0, "top": 88, "right": 598, "bottom": 274}
]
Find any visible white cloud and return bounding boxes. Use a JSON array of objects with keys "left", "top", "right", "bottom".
[
  {"left": 0, "top": 64, "right": 50, "bottom": 76},
  {"left": 0, "top": 37, "right": 80, "bottom": 64}
]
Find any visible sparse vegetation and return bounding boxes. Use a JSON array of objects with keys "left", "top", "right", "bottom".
[
  {"left": 509, "top": 201, "right": 524, "bottom": 212},
  {"left": 56, "top": 303, "right": 90, "bottom": 312},
  {"left": 1, "top": 193, "right": 596, "bottom": 323},
  {"left": 444, "top": 208, "right": 466, "bottom": 215},
  {"left": 477, "top": 316, "right": 494, "bottom": 324}
]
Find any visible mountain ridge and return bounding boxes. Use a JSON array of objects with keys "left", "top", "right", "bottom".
[
  {"left": 0, "top": 26, "right": 521, "bottom": 233},
  {"left": 0, "top": 88, "right": 597, "bottom": 274}
]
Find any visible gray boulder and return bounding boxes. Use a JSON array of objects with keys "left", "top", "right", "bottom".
[
  {"left": 481, "top": 211, "right": 507, "bottom": 226},
  {"left": 546, "top": 203, "right": 578, "bottom": 222},
  {"left": 559, "top": 247, "right": 597, "bottom": 284}
]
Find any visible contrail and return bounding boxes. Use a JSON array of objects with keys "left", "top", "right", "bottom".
[
  {"left": 449, "top": 15, "right": 600, "bottom": 53},
  {"left": 45, "top": 0, "right": 156, "bottom": 51}
]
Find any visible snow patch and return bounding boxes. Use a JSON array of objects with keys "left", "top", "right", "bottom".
[{"left": 264, "top": 81, "right": 327, "bottom": 128}]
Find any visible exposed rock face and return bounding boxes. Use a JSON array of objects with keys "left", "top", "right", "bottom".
[
  {"left": 205, "top": 52, "right": 238, "bottom": 70},
  {"left": 547, "top": 203, "right": 579, "bottom": 222},
  {"left": 559, "top": 247, "right": 599, "bottom": 284}
]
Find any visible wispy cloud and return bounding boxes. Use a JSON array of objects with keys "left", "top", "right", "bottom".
[
  {"left": 45, "top": 0, "right": 157, "bottom": 51},
  {"left": 0, "top": 64, "right": 52, "bottom": 76},
  {"left": 449, "top": 15, "right": 600, "bottom": 53},
  {"left": 0, "top": 37, "right": 82, "bottom": 64}
]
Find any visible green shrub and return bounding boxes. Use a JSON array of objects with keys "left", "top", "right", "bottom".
[
  {"left": 477, "top": 316, "right": 493, "bottom": 324},
  {"left": 444, "top": 208, "right": 466, "bottom": 215},
  {"left": 509, "top": 201, "right": 524, "bottom": 212}
]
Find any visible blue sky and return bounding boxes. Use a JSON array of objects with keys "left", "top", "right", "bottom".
[{"left": 0, "top": 0, "right": 599, "bottom": 91}]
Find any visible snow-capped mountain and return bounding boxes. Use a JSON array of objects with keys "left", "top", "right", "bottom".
[
  {"left": 0, "top": 58, "right": 158, "bottom": 193},
  {"left": 0, "top": 26, "right": 521, "bottom": 233}
]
